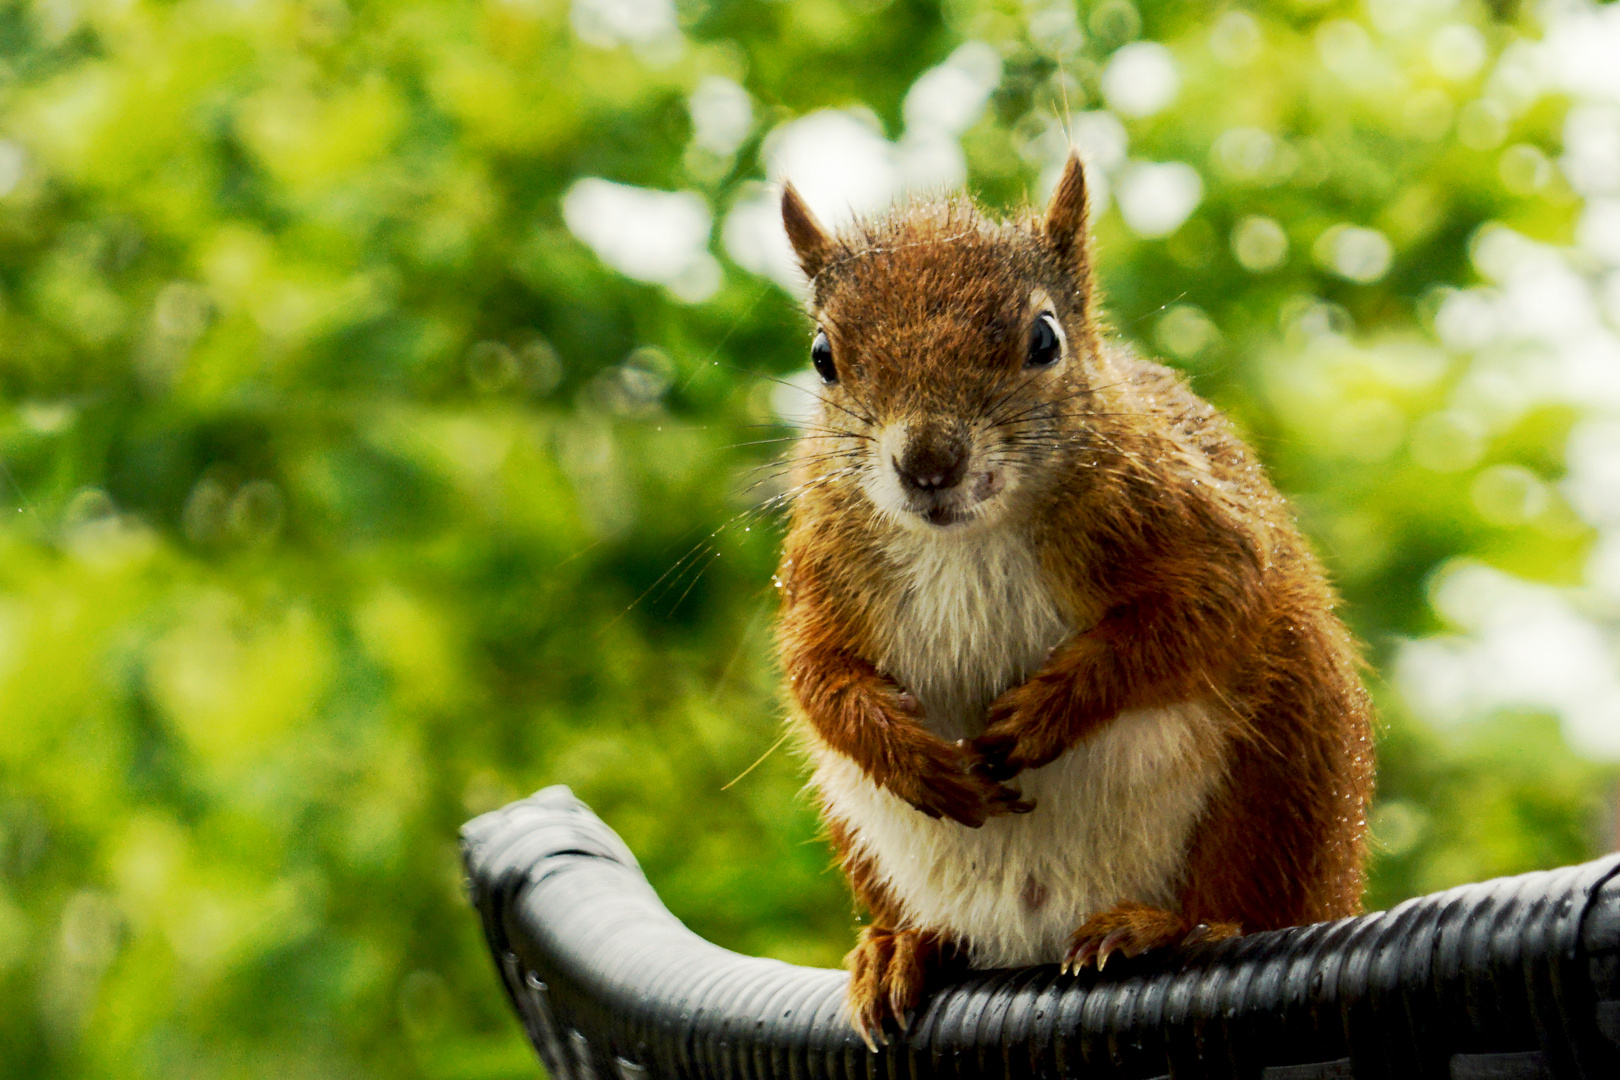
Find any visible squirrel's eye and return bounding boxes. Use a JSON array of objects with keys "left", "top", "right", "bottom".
[
  {"left": 1026, "top": 313, "right": 1062, "bottom": 369},
  {"left": 810, "top": 330, "right": 837, "bottom": 384}
]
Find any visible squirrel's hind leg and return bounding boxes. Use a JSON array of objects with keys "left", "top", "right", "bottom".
[
  {"left": 845, "top": 926, "right": 956, "bottom": 1047},
  {"left": 1062, "top": 903, "right": 1238, "bottom": 974}
]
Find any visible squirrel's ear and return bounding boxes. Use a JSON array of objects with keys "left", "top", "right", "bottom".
[
  {"left": 1043, "top": 153, "right": 1094, "bottom": 290},
  {"left": 782, "top": 182, "right": 834, "bottom": 280}
]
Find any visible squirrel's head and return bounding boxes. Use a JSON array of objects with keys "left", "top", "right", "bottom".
[{"left": 780, "top": 155, "right": 1104, "bottom": 533}]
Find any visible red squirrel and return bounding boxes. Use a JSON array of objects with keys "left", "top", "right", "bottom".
[{"left": 772, "top": 155, "right": 1374, "bottom": 1043}]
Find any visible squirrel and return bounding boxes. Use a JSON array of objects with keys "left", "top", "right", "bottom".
[{"left": 771, "top": 154, "right": 1374, "bottom": 1044}]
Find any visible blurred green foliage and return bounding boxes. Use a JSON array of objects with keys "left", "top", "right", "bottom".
[{"left": 0, "top": 0, "right": 1615, "bottom": 1077}]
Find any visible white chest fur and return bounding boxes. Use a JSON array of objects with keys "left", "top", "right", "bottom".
[
  {"left": 873, "top": 528, "right": 1070, "bottom": 742},
  {"left": 814, "top": 527, "right": 1223, "bottom": 967}
]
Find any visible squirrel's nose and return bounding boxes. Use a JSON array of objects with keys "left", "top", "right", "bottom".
[{"left": 894, "top": 437, "right": 969, "bottom": 494}]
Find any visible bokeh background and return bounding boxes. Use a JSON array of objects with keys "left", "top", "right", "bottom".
[{"left": 3, "top": 0, "right": 1619, "bottom": 1076}]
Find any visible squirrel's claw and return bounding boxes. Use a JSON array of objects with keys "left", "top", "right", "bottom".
[
  {"left": 846, "top": 927, "right": 944, "bottom": 1045},
  {"left": 1063, "top": 904, "right": 1226, "bottom": 976},
  {"left": 986, "top": 782, "right": 1036, "bottom": 814},
  {"left": 1062, "top": 936, "right": 1101, "bottom": 974},
  {"left": 1183, "top": 921, "right": 1240, "bottom": 947},
  {"left": 1094, "top": 927, "right": 1137, "bottom": 970},
  {"left": 847, "top": 930, "right": 891, "bottom": 1049},
  {"left": 1180, "top": 922, "right": 1217, "bottom": 947}
]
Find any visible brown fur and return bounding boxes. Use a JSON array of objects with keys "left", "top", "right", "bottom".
[{"left": 773, "top": 158, "right": 1374, "bottom": 1040}]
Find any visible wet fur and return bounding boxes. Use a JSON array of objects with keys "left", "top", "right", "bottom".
[{"left": 774, "top": 159, "right": 1373, "bottom": 1035}]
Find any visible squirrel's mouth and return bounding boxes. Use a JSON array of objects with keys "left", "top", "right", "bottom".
[
  {"left": 907, "top": 470, "right": 1006, "bottom": 529},
  {"left": 867, "top": 426, "right": 1010, "bottom": 531}
]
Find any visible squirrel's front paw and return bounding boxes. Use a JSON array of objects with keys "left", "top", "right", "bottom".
[
  {"left": 887, "top": 736, "right": 1033, "bottom": 826},
  {"left": 854, "top": 682, "right": 1032, "bottom": 825},
  {"left": 972, "top": 683, "right": 1069, "bottom": 781},
  {"left": 845, "top": 927, "right": 951, "bottom": 1048}
]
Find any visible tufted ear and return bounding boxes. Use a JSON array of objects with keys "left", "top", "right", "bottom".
[
  {"left": 781, "top": 182, "right": 835, "bottom": 280},
  {"left": 1044, "top": 153, "right": 1095, "bottom": 297}
]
